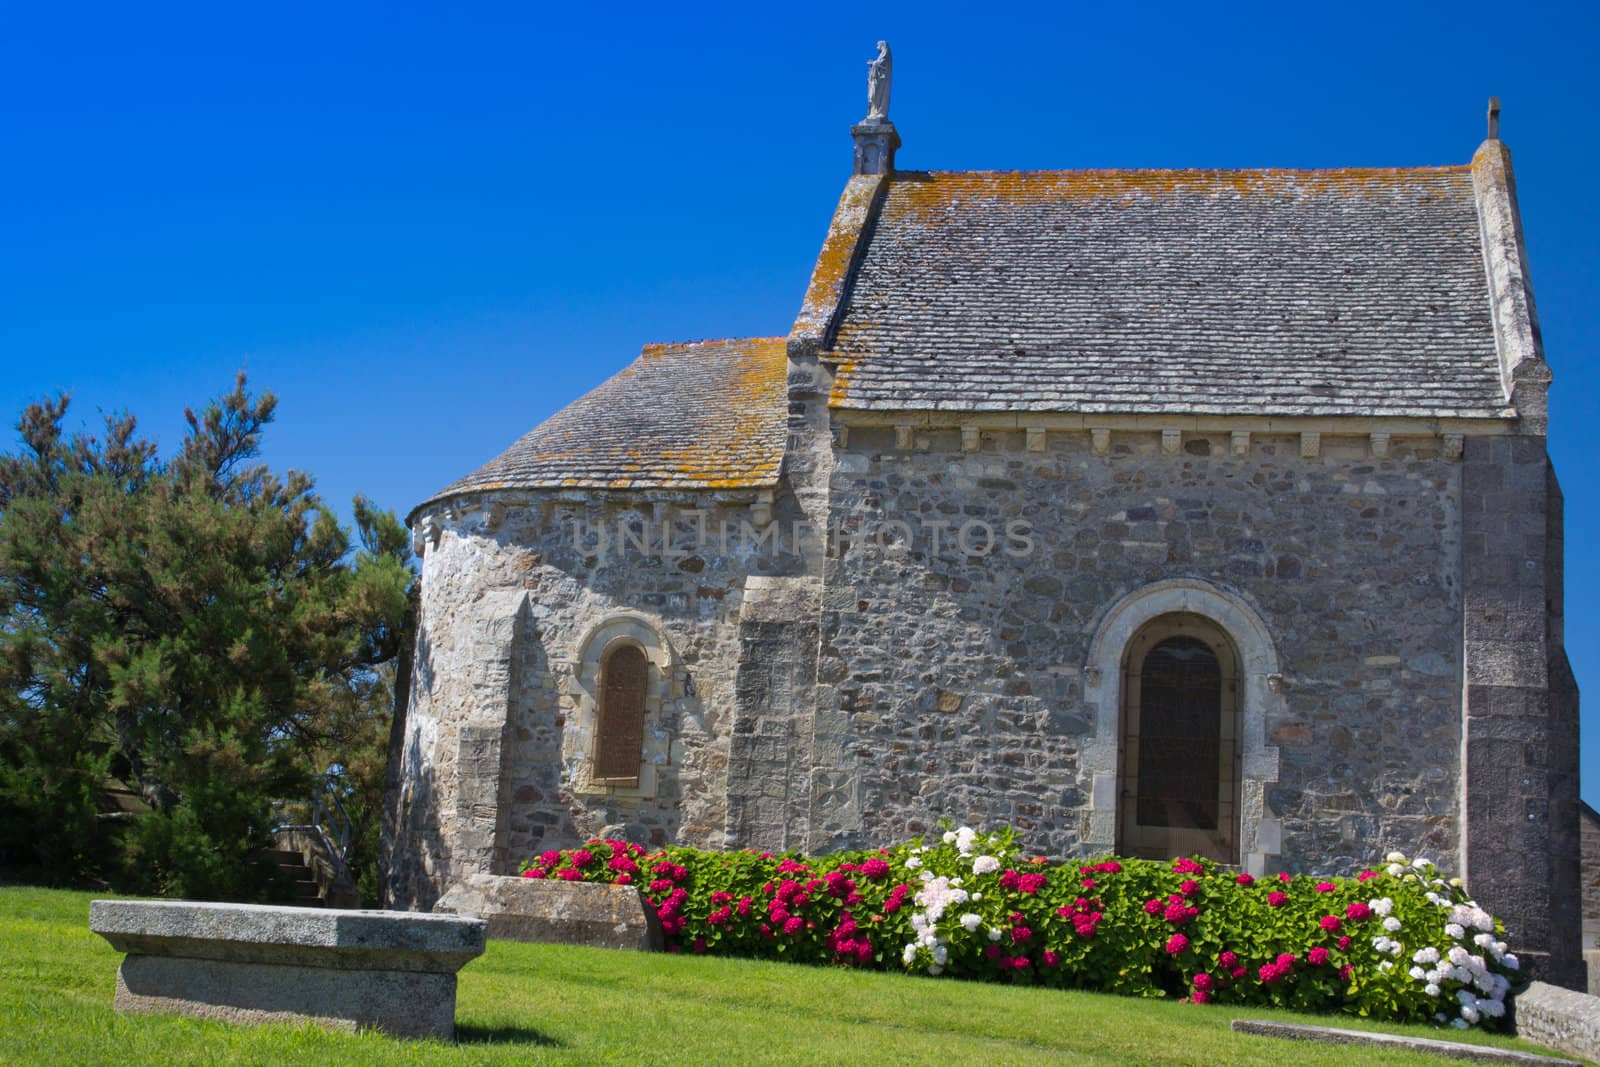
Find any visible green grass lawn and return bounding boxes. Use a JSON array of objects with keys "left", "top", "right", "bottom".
[{"left": 0, "top": 885, "right": 1579, "bottom": 1066}]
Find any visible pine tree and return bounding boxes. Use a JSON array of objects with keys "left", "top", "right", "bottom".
[{"left": 0, "top": 375, "right": 412, "bottom": 898}]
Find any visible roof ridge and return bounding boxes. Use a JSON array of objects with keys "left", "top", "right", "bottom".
[{"left": 899, "top": 164, "right": 1472, "bottom": 178}]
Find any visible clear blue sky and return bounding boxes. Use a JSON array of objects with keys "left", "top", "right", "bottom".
[{"left": 3, "top": 3, "right": 1597, "bottom": 801}]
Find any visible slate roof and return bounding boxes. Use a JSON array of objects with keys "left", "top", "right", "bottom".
[
  {"left": 420, "top": 337, "right": 788, "bottom": 505},
  {"left": 827, "top": 168, "right": 1510, "bottom": 418}
]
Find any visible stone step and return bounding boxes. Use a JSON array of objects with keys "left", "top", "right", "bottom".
[{"left": 264, "top": 849, "right": 304, "bottom": 866}]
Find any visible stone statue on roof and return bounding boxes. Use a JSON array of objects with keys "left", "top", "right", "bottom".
[{"left": 867, "top": 41, "right": 892, "bottom": 121}]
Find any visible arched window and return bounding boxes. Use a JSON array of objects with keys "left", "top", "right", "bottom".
[
  {"left": 593, "top": 643, "right": 648, "bottom": 785},
  {"left": 1117, "top": 613, "right": 1241, "bottom": 863}
]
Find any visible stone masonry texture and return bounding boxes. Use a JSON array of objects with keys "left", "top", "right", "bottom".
[{"left": 382, "top": 99, "right": 1580, "bottom": 988}]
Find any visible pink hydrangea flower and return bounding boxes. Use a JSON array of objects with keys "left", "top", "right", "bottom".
[
  {"left": 1236, "top": 873, "right": 1254, "bottom": 886},
  {"left": 1345, "top": 901, "right": 1373, "bottom": 921},
  {"left": 1357, "top": 869, "right": 1378, "bottom": 882},
  {"left": 557, "top": 867, "right": 582, "bottom": 881},
  {"left": 1219, "top": 950, "right": 1239, "bottom": 969},
  {"left": 1267, "top": 891, "right": 1288, "bottom": 908},
  {"left": 1308, "top": 946, "right": 1330, "bottom": 966},
  {"left": 522, "top": 868, "right": 546, "bottom": 879},
  {"left": 1192, "top": 990, "right": 1210, "bottom": 1004},
  {"left": 616, "top": 873, "right": 631, "bottom": 884},
  {"left": 782, "top": 916, "right": 804, "bottom": 936},
  {"left": 860, "top": 857, "right": 890, "bottom": 880},
  {"left": 1143, "top": 898, "right": 1163, "bottom": 915},
  {"left": 1278, "top": 872, "right": 1292, "bottom": 883},
  {"left": 1338, "top": 935, "right": 1352, "bottom": 951},
  {"left": 539, "top": 850, "right": 562, "bottom": 868},
  {"left": 571, "top": 849, "right": 594, "bottom": 868},
  {"left": 1193, "top": 972, "right": 1214, "bottom": 992},
  {"left": 1339, "top": 963, "right": 1353, "bottom": 981},
  {"left": 1315, "top": 881, "right": 1336, "bottom": 893},
  {"left": 1166, "top": 933, "right": 1189, "bottom": 955},
  {"left": 1173, "top": 857, "right": 1205, "bottom": 875},
  {"left": 1320, "top": 915, "right": 1342, "bottom": 932}
]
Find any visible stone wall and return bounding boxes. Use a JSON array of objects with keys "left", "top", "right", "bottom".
[
  {"left": 385, "top": 492, "right": 803, "bottom": 909},
  {"left": 1582, "top": 803, "right": 1600, "bottom": 947},
  {"left": 812, "top": 426, "right": 1465, "bottom": 875}
]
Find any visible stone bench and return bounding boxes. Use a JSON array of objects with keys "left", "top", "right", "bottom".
[
  {"left": 436, "top": 874, "right": 662, "bottom": 950},
  {"left": 90, "top": 899, "right": 486, "bottom": 1039}
]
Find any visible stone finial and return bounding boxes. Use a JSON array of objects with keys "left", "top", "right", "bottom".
[
  {"left": 1487, "top": 96, "right": 1501, "bottom": 140},
  {"left": 852, "top": 41, "right": 900, "bottom": 176}
]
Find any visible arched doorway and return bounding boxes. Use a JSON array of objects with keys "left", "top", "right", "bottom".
[{"left": 1116, "top": 613, "right": 1242, "bottom": 862}]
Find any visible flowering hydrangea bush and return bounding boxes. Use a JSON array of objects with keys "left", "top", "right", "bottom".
[{"left": 520, "top": 829, "right": 1520, "bottom": 1031}]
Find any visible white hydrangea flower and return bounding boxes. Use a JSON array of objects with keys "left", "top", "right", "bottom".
[
  {"left": 1386, "top": 850, "right": 1406, "bottom": 863},
  {"left": 959, "top": 913, "right": 982, "bottom": 933},
  {"left": 902, "top": 943, "right": 918, "bottom": 965},
  {"left": 1408, "top": 966, "right": 1427, "bottom": 980},
  {"left": 942, "top": 830, "right": 958, "bottom": 845},
  {"left": 906, "top": 856, "right": 922, "bottom": 870},
  {"left": 1455, "top": 989, "right": 1477, "bottom": 1006},
  {"left": 1460, "top": 1006, "right": 1480, "bottom": 1025},
  {"left": 1450, "top": 1018, "right": 1469, "bottom": 1030},
  {"left": 955, "top": 827, "right": 978, "bottom": 856},
  {"left": 1448, "top": 946, "right": 1470, "bottom": 966},
  {"left": 1383, "top": 916, "right": 1403, "bottom": 932},
  {"left": 933, "top": 944, "right": 948, "bottom": 965},
  {"left": 1370, "top": 897, "right": 1394, "bottom": 917},
  {"left": 987, "top": 927, "right": 1002, "bottom": 942},
  {"left": 950, "top": 877, "right": 963, "bottom": 887},
  {"left": 1380, "top": 961, "right": 1394, "bottom": 973},
  {"left": 1503, "top": 954, "right": 1519, "bottom": 971},
  {"left": 971, "top": 892, "right": 982, "bottom": 902},
  {"left": 1412, "top": 947, "right": 1440, "bottom": 965},
  {"left": 1481, "top": 999, "right": 1505, "bottom": 1019},
  {"left": 1386, "top": 863, "right": 1405, "bottom": 876},
  {"left": 1444, "top": 923, "right": 1466, "bottom": 940},
  {"left": 971, "top": 855, "right": 1000, "bottom": 875},
  {"left": 1472, "top": 933, "right": 1494, "bottom": 949},
  {"left": 1425, "top": 983, "right": 1442, "bottom": 997}
]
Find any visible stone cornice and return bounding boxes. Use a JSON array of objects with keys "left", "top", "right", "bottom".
[{"left": 832, "top": 409, "right": 1517, "bottom": 436}]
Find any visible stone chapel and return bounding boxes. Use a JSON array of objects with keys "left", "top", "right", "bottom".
[{"left": 382, "top": 60, "right": 1582, "bottom": 983}]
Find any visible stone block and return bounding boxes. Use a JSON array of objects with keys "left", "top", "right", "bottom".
[
  {"left": 89, "top": 899, "right": 486, "bottom": 1039},
  {"left": 1513, "top": 981, "right": 1600, "bottom": 1064},
  {"left": 435, "top": 874, "right": 662, "bottom": 951},
  {"left": 1232, "top": 1020, "right": 1578, "bottom": 1065}
]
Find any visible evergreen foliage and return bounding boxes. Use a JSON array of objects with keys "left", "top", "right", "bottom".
[{"left": 0, "top": 374, "right": 412, "bottom": 898}]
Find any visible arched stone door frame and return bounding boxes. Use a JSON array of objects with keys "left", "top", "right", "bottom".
[{"left": 1081, "top": 578, "right": 1284, "bottom": 874}]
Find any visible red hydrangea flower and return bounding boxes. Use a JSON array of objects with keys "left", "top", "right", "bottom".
[
  {"left": 1278, "top": 872, "right": 1292, "bottom": 883},
  {"left": 1345, "top": 901, "right": 1373, "bottom": 921},
  {"left": 1019, "top": 873, "right": 1048, "bottom": 894},
  {"left": 783, "top": 916, "right": 804, "bottom": 936},
  {"left": 571, "top": 849, "right": 594, "bottom": 868},
  {"left": 860, "top": 857, "right": 890, "bottom": 880},
  {"left": 539, "top": 850, "right": 562, "bottom": 868},
  {"left": 693, "top": 938, "right": 707, "bottom": 953},
  {"left": 1179, "top": 879, "right": 1199, "bottom": 897},
  {"left": 1357, "top": 869, "right": 1378, "bottom": 881},
  {"left": 1319, "top": 915, "right": 1342, "bottom": 933},
  {"left": 1339, "top": 964, "right": 1354, "bottom": 981},
  {"left": 999, "top": 869, "right": 1021, "bottom": 890},
  {"left": 1011, "top": 926, "right": 1033, "bottom": 944},
  {"left": 1308, "top": 946, "right": 1330, "bottom": 966},
  {"left": 1166, "top": 933, "right": 1189, "bottom": 955},
  {"left": 1338, "top": 936, "right": 1352, "bottom": 951},
  {"left": 557, "top": 867, "right": 582, "bottom": 881},
  {"left": 1236, "top": 873, "right": 1254, "bottom": 886},
  {"left": 522, "top": 868, "right": 546, "bottom": 879},
  {"left": 1143, "top": 898, "right": 1163, "bottom": 915},
  {"left": 1219, "top": 951, "right": 1239, "bottom": 969},
  {"left": 1192, "top": 990, "right": 1210, "bottom": 1004},
  {"left": 1043, "top": 950, "right": 1061, "bottom": 967},
  {"left": 1315, "top": 881, "right": 1336, "bottom": 893},
  {"left": 616, "top": 873, "right": 632, "bottom": 884},
  {"left": 1193, "top": 972, "right": 1214, "bottom": 993},
  {"left": 1173, "top": 857, "right": 1205, "bottom": 875},
  {"left": 1267, "top": 891, "right": 1288, "bottom": 908}
]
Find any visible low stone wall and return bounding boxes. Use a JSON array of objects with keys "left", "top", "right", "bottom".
[
  {"left": 1513, "top": 981, "right": 1600, "bottom": 1064},
  {"left": 90, "top": 899, "right": 486, "bottom": 1039},
  {"left": 435, "top": 875, "right": 661, "bottom": 951},
  {"left": 1587, "top": 950, "right": 1600, "bottom": 996}
]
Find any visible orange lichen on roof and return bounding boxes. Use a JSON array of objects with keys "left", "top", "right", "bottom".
[
  {"left": 411, "top": 337, "right": 790, "bottom": 516},
  {"left": 792, "top": 174, "right": 888, "bottom": 341},
  {"left": 884, "top": 166, "right": 1471, "bottom": 224}
]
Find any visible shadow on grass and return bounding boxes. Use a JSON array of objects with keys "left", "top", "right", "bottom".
[{"left": 455, "top": 1024, "right": 564, "bottom": 1047}]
